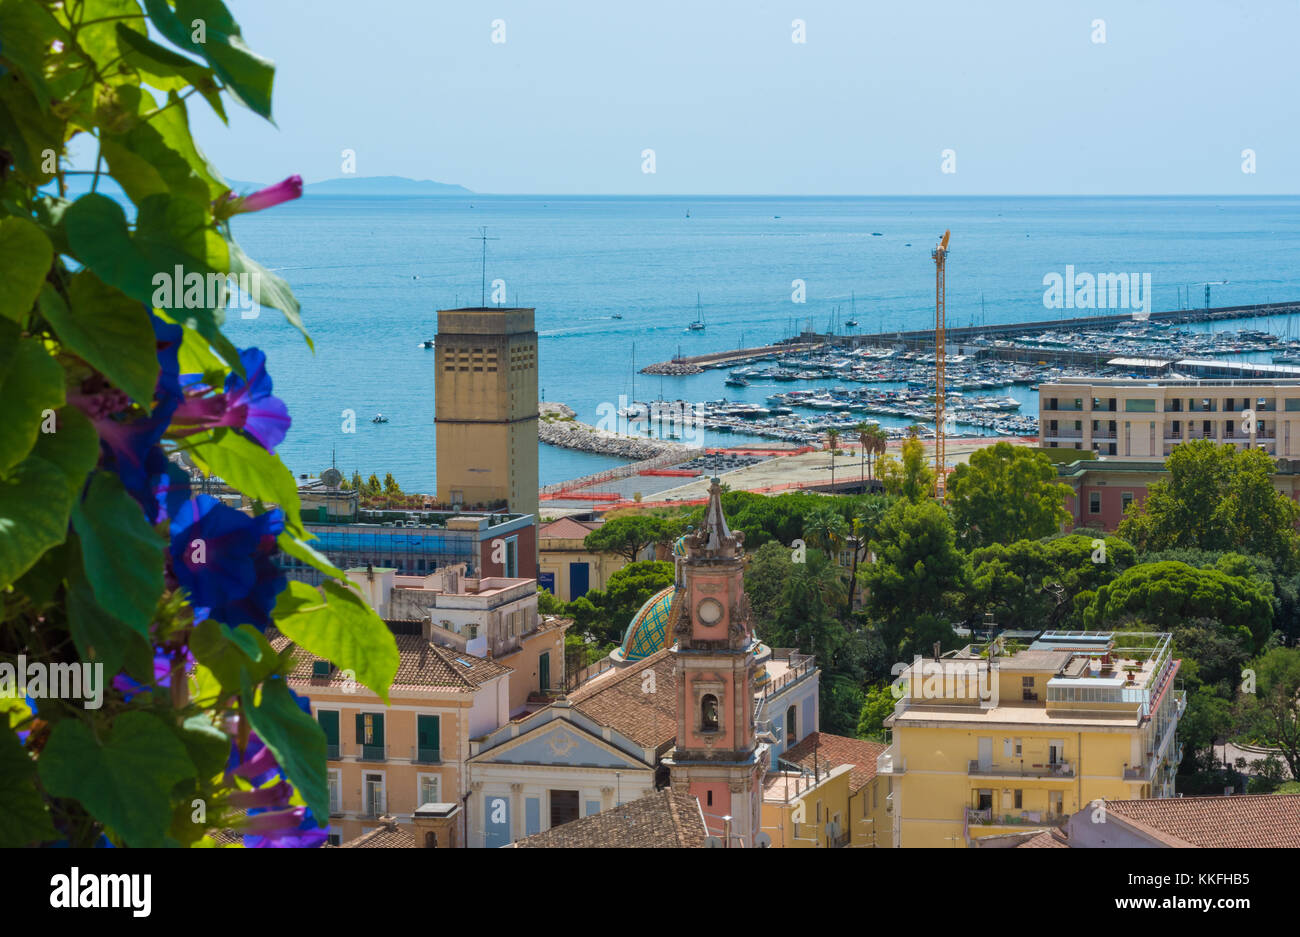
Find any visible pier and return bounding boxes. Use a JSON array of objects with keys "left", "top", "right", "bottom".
[{"left": 640, "top": 300, "right": 1300, "bottom": 373}]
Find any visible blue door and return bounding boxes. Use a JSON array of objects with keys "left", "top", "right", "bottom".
[
  {"left": 569, "top": 562, "right": 590, "bottom": 599},
  {"left": 538, "top": 571, "right": 556, "bottom": 594}
]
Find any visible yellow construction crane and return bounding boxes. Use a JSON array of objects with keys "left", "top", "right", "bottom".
[{"left": 931, "top": 230, "right": 951, "bottom": 499}]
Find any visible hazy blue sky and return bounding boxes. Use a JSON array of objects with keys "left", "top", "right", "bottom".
[{"left": 182, "top": 0, "right": 1296, "bottom": 195}]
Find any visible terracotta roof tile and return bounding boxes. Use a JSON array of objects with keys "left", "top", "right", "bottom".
[
  {"left": 781, "top": 732, "right": 888, "bottom": 793},
  {"left": 566, "top": 649, "right": 677, "bottom": 750},
  {"left": 335, "top": 817, "right": 416, "bottom": 849},
  {"left": 1016, "top": 829, "right": 1069, "bottom": 848},
  {"left": 1104, "top": 794, "right": 1300, "bottom": 848},
  {"left": 512, "top": 790, "right": 707, "bottom": 848},
  {"left": 539, "top": 517, "right": 599, "bottom": 540},
  {"left": 268, "top": 627, "right": 512, "bottom": 693}
]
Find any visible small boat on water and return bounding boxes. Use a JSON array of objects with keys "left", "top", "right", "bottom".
[
  {"left": 724, "top": 374, "right": 749, "bottom": 388},
  {"left": 611, "top": 313, "right": 623, "bottom": 319},
  {"left": 420, "top": 339, "right": 435, "bottom": 348},
  {"left": 372, "top": 413, "right": 389, "bottom": 424},
  {"left": 687, "top": 293, "right": 706, "bottom": 331}
]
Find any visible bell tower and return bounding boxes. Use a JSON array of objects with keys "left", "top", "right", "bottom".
[{"left": 664, "top": 478, "right": 767, "bottom": 846}]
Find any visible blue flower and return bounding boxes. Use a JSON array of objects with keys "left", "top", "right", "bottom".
[{"left": 169, "top": 496, "right": 286, "bottom": 630}]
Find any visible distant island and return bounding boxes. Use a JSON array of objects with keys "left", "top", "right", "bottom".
[{"left": 304, "top": 176, "right": 472, "bottom": 196}]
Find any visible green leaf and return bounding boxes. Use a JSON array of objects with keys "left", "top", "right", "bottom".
[
  {"left": 30, "top": 404, "right": 99, "bottom": 500},
  {"left": 0, "top": 331, "right": 66, "bottom": 476},
  {"left": 272, "top": 580, "right": 399, "bottom": 702},
  {"left": 0, "top": 0, "right": 67, "bottom": 106},
  {"left": 228, "top": 242, "right": 310, "bottom": 348},
  {"left": 71, "top": 471, "right": 165, "bottom": 635},
  {"left": 0, "top": 65, "right": 64, "bottom": 180},
  {"left": 240, "top": 674, "right": 328, "bottom": 828},
  {"left": 38, "top": 711, "right": 196, "bottom": 848},
  {"left": 63, "top": 193, "right": 155, "bottom": 301},
  {"left": 43, "top": 278, "right": 160, "bottom": 405},
  {"left": 67, "top": 557, "right": 150, "bottom": 680},
  {"left": 189, "top": 619, "right": 278, "bottom": 697},
  {"left": 188, "top": 431, "right": 305, "bottom": 537},
  {"left": 175, "top": 323, "right": 231, "bottom": 380},
  {"left": 148, "top": 0, "right": 276, "bottom": 120},
  {"left": 0, "top": 455, "right": 72, "bottom": 589},
  {"left": 276, "top": 532, "right": 344, "bottom": 580},
  {"left": 0, "top": 217, "right": 53, "bottom": 322},
  {"left": 177, "top": 713, "right": 232, "bottom": 780},
  {"left": 0, "top": 727, "right": 57, "bottom": 847},
  {"left": 115, "top": 23, "right": 227, "bottom": 122}
]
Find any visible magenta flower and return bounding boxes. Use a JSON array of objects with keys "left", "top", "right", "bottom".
[{"left": 226, "top": 175, "right": 303, "bottom": 215}]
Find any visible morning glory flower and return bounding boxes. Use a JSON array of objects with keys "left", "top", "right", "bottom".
[
  {"left": 169, "top": 496, "right": 286, "bottom": 630},
  {"left": 224, "top": 175, "right": 303, "bottom": 215},
  {"left": 171, "top": 348, "right": 291, "bottom": 453}
]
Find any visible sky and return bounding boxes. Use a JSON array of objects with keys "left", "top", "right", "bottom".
[{"left": 175, "top": 0, "right": 1299, "bottom": 195}]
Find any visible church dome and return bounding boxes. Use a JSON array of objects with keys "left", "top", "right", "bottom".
[{"left": 618, "top": 585, "right": 677, "bottom": 662}]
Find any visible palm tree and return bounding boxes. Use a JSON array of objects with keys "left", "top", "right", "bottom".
[
  {"left": 803, "top": 504, "right": 848, "bottom": 559},
  {"left": 860, "top": 423, "right": 887, "bottom": 481},
  {"left": 854, "top": 422, "right": 872, "bottom": 483},
  {"left": 905, "top": 423, "right": 922, "bottom": 440},
  {"left": 826, "top": 428, "right": 841, "bottom": 486},
  {"left": 845, "top": 497, "right": 888, "bottom": 615}
]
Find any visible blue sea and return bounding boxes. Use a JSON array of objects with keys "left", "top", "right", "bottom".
[{"left": 221, "top": 195, "right": 1300, "bottom": 491}]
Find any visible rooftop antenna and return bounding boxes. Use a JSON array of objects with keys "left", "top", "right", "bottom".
[{"left": 470, "top": 226, "right": 499, "bottom": 306}]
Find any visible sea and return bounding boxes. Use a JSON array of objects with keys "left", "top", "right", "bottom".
[{"left": 219, "top": 195, "right": 1300, "bottom": 492}]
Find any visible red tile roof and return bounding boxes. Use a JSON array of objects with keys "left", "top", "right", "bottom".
[
  {"left": 268, "top": 627, "right": 512, "bottom": 693},
  {"left": 539, "top": 517, "right": 600, "bottom": 541},
  {"left": 1016, "top": 829, "right": 1069, "bottom": 848},
  {"left": 780, "top": 732, "right": 888, "bottom": 793},
  {"left": 1104, "top": 794, "right": 1300, "bottom": 848},
  {"left": 512, "top": 790, "right": 707, "bottom": 848},
  {"left": 566, "top": 649, "right": 677, "bottom": 750},
  {"left": 334, "top": 817, "right": 416, "bottom": 849}
]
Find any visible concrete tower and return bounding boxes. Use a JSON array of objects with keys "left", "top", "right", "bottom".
[
  {"left": 664, "top": 478, "right": 768, "bottom": 847},
  {"left": 434, "top": 307, "right": 539, "bottom": 522}
]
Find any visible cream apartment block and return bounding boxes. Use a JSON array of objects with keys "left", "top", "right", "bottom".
[{"left": 1038, "top": 378, "right": 1300, "bottom": 458}]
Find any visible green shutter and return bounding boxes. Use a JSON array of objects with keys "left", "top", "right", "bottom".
[
  {"left": 355, "top": 713, "right": 366, "bottom": 745},
  {"left": 417, "top": 715, "right": 440, "bottom": 749},
  {"left": 372, "top": 712, "right": 384, "bottom": 747},
  {"left": 318, "top": 710, "right": 339, "bottom": 745}
]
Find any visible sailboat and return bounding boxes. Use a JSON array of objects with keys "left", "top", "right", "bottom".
[
  {"left": 845, "top": 292, "right": 859, "bottom": 328},
  {"left": 687, "top": 293, "right": 706, "bottom": 331}
]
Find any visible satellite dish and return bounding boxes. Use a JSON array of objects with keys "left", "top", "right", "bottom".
[
  {"left": 754, "top": 832, "right": 772, "bottom": 848},
  {"left": 703, "top": 836, "right": 724, "bottom": 849},
  {"left": 321, "top": 467, "right": 343, "bottom": 488}
]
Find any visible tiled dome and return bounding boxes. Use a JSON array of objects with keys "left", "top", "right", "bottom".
[{"left": 619, "top": 585, "right": 677, "bottom": 662}]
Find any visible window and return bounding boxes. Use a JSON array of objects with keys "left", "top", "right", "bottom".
[
  {"left": 701, "top": 694, "right": 720, "bottom": 731},
  {"left": 1125, "top": 398, "right": 1156, "bottom": 412},
  {"left": 977, "top": 789, "right": 993, "bottom": 810},
  {"left": 1088, "top": 491, "right": 1101, "bottom": 514},
  {"left": 424, "top": 832, "right": 438, "bottom": 848},
  {"left": 364, "top": 773, "right": 385, "bottom": 817},
  {"left": 328, "top": 769, "right": 341, "bottom": 814},
  {"left": 312, "top": 660, "right": 331, "bottom": 677},
  {"left": 357, "top": 712, "right": 385, "bottom": 760},
  {"left": 1121, "top": 492, "right": 1134, "bottom": 511},
  {"left": 550, "top": 790, "right": 580, "bottom": 828},
  {"left": 419, "top": 774, "right": 440, "bottom": 805},
  {"left": 706, "top": 791, "right": 713, "bottom": 807},
  {"left": 785, "top": 704, "right": 798, "bottom": 746},
  {"left": 1014, "top": 738, "right": 1022, "bottom": 758},
  {"left": 1014, "top": 789, "right": 1023, "bottom": 809}
]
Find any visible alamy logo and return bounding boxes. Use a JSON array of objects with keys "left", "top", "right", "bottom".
[
  {"left": 151, "top": 266, "right": 261, "bottom": 319},
  {"left": 1, "top": 656, "right": 104, "bottom": 709},
  {"left": 1042, "top": 265, "right": 1151, "bottom": 318},
  {"left": 50, "top": 868, "right": 151, "bottom": 917},
  {"left": 890, "top": 655, "right": 1000, "bottom": 709}
]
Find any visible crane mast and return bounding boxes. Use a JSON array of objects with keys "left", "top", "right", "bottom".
[{"left": 932, "top": 229, "right": 950, "bottom": 499}]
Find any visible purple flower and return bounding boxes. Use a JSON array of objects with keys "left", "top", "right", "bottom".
[
  {"left": 226, "top": 175, "right": 303, "bottom": 215},
  {"left": 169, "top": 496, "right": 286, "bottom": 629},
  {"left": 171, "top": 348, "right": 290, "bottom": 453},
  {"left": 112, "top": 649, "right": 193, "bottom": 702}
]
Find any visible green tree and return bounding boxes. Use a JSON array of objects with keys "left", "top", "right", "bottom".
[
  {"left": 947, "top": 442, "right": 1072, "bottom": 547},
  {"left": 821, "top": 676, "right": 866, "bottom": 737},
  {"left": 744, "top": 540, "right": 795, "bottom": 630},
  {"left": 877, "top": 436, "right": 934, "bottom": 502},
  {"left": 383, "top": 473, "right": 401, "bottom": 496},
  {"left": 855, "top": 682, "right": 897, "bottom": 742},
  {"left": 351, "top": 471, "right": 364, "bottom": 491},
  {"left": 862, "top": 499, "right": 967, "bottom": 657},
  {"left": 1239, "top": 647, "right": 1300, "bottom": 781},
  {"left": 584, "top": 514, "right": 671, "bottom": 563},
  {"left": 1083, "top": 561, "right": 1274, "bottom": 652},
  {"left": 366, "top": 473, "right": 382, "bottom": 496},
  {"left": 1118, "top": 441, "right": 1300, "bottom": 571},
  {"left": 579, "top": 560, "right": 675, "bottom": 647},
  {"left": 802, "top": 504, "right": 848, "bottom": 557}
]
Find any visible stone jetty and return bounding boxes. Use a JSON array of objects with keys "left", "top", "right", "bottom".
[{"left": 538, "top": 402, "right": 697, "bottom": 460}]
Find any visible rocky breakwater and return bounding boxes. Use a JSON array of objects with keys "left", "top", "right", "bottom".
[
  {"left": 538, "top": 402, "right": 698, "bottom": 460},
  {"left": 640, "top": 361, "right": 703, "bottom": 375}
]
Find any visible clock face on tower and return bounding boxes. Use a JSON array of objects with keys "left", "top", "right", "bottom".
[{"left": 697, "top": 598, "right": 724, "bottom": 626}]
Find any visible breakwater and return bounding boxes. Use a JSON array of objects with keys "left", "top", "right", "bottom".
[{"left": 538, "top": 402, "right": 699, "bottom": 461}]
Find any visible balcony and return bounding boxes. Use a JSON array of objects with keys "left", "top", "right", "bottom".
[
  {"left": 359, "top": 744, "right": 387, "bottom": 762},
  {"left": 412, "top": 746, "right": 442, "bottom": 765},
  {"left": 876, "top": 746, "right": 904, "bottom": 776},
  {"left": 967, "top": 807, "right": 1066, "bottom": 828},
  {"left": 326, "top": 743, "right": 341, "bottom": 760},
  {"left": 1123, "top": 762, "right": 1153, "bottom": 782},
  {"left": 968, "top": 760, "right": 1074, "bottom": 779}
]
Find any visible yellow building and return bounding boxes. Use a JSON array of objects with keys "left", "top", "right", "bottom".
[
  {"left": 880, "top": 631, "right": 1185, "bottom": 848},
  {"left": 762, "top": 732, "right": 890, "bottom": 847},
  {"left": 434, "top": 307, "right": 539, "bottom": 520},
  {"left": 537, "top": 516, "right": 639, "bottom": 601}
]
